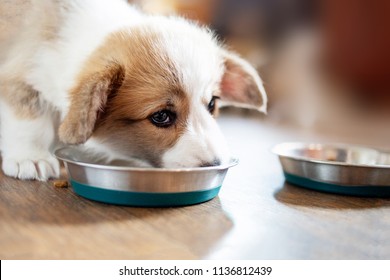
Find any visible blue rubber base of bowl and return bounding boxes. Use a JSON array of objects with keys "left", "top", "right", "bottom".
[
  {"left": 284, "top": 173, "right": 390, "bottom": 197},
  {"left": 71, "top": 180, "right": 221, "bottom": 207}
]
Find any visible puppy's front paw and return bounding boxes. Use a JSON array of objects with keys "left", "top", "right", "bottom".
[{"left": 2, "top": 155, "right": 60, "bottom": 181}]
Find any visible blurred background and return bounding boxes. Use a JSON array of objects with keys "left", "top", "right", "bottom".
[{"left": 129, "top": 0, "right": 390, "bottom": 142}]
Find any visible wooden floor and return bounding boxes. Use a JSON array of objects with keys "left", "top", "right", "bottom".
[{"left": 1, "top": 110, "right": 390, "bottom": 259}]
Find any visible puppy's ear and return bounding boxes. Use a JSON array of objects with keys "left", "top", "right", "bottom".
[
  {"left": 59, "top": 64, "right": 125, "bottom": 144},
  {"left": 220, "top": 50, "right": 267, "bottom": 112}
]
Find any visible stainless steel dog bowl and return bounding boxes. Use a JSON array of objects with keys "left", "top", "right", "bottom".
[
  {"left": 273, "top": 142, "right": 390, "bottom": 197},
  {"left": 55, "top": 146, "right": 238, "bottom": 206}
]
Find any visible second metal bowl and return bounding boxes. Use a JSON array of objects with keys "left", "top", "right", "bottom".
[{"left": 273, "top": 142, "right": 390, "bottom": 197}]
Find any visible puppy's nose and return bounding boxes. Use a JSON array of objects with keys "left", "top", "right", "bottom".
[{"left": 200, "top": 158, "right": 221, "bottom": 167}]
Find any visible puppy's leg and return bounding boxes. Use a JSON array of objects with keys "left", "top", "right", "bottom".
[{"left": 0, "top": 82, "right": 59, "bottom": 181}]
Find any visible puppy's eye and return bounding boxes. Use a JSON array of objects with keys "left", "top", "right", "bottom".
[
  {"left": 208, "top": 96, "right": 220, "bottom": 114},
  {"left": 149, "top": 110, "right": 176, "bottom": 128}
]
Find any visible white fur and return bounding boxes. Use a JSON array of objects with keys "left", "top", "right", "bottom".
[
  {"left": 0, "top": 101, "right": 59, "bottom": 180},
  {"left": 146, "top": 16, "right": 224, "bottom": 99},
  {"left": 162, "top": 107, "right": 231, "bottom": 167}
]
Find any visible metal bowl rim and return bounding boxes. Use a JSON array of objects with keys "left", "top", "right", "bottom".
[
  {"left": 272, "top": 142, "right": 390, "bottom": 169},
  {"left": 54, "top": 147, "right": 239, "bottom": 172}
]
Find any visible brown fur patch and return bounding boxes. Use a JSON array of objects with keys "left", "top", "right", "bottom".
[
  {"left": 0, "top": 0, "right": 62, "bottom": 45},
  {"left": 60, "top": 27, "right": 190, "bottom": 166},
  {"left": 0, "top": 81, "right": 46, "bottom": 119}
]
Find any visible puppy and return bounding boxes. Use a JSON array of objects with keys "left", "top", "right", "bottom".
[{"left": 0, "top": 0, "right": 267, "bottom": 181}]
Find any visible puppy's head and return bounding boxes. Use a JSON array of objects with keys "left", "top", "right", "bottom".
[{"left": 59, "top": 17, "right": 267, "bottom": 167}]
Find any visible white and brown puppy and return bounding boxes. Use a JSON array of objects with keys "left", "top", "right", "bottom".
[{"left": 0, "top": 0, "right": 267, "bottom": 181}]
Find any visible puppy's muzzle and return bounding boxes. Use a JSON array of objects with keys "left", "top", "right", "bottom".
[{"left": 200, "top": 158, "right": 221, "bottom": 167}]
